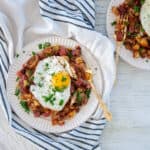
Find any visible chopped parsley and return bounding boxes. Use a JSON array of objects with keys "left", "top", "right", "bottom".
[
  {"left": 67, "top": 51, "right": 72, "bottom": 59},
  {"left": 45, "top": 63, "right": 49, "bottom": 67},
  {"left": 139, "top": 48, "right": 143, "bottom": 53},
  {"left": 32, "top": 51, "right": 36, "bottom": 56},
  {"left": 38, "top": 42, "right": 51, "bottom": 49},
  {"left": 20, "top": 101, "right": 30, "bottom": 113},
  {"left": 44, "top": 63, "right": 49, "bottom": 70},
  {"left": 38, "top": 72, "right": 42, "bottom": 75},
  {"left": 42, "top": 94, "right": 55, "bottom": 106},
  {"left": 140, "top": 0, "right": 145, "bottom": 5},
  {"left": 111, "top": 21, "right": 116, "bottom": 26},
  {"left": 141, "top": 26, "right": 145, "bottom": 32},
  {"left": 55, "top": 86, "right": 66, "bottom": 92},
  {"left": 52, "top": 88, "right": 56, "bottom": 93},
  {"left": 61, "top": 76, "right": 67, "bottom": 82},
  {"left": 127, "top": 32, "right": 131, "bottom": 36},
  {"left": 30, "top": 76, "right": 34, "bottom": 82},
  {"left": 16, "top": 53, "right": 19, "bottom": 58},
  {"left": 77, "top": 91, "right": 82, "bottom": 104},
  {"left": 51, "top": 72, "right": 55, "bottom": 76},
  {"left": 59, "top": 99, "right": 64, "bottom": 106},
  {"left": 145, "top": 59, "right": 149, "bottom": 63},
  {"left": 43, "top": 42, "right": 51, "bottom": 49},
  {"left": 38, "top": 82, "right": 43, "bottom": 87},
  {"left": 16, "top": 77, "right": 19, "bottom": 82},
  {"left": 38, "top": 43, "right": 43, "bottom": 49},
  {"left": 146, "top": 59, "right": 149, "bottom": 63},
  {"left": 85, "top": 89, "right": 91, "bottom": 98},
  {"left": 133, "top": 6, "right": 140, "bottom": 13},
  {"left": 15, "top": 88, "right": 20, "bottom": 96}
]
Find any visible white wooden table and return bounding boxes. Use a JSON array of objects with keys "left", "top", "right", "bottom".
[{"left": 1, "top": 0, "right": 150, "bottom": 150}]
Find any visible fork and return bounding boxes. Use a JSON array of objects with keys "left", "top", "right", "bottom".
[{"left": 86, "top": 69, "right": 112, "bottom": 121}]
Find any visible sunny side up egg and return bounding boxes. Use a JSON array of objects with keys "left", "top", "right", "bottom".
[
  {"left": 30, "top": 56, "right": 73, "bottom": 111},
  {"left": 140, "top": 0, "right": 150, "bottom": 36}
]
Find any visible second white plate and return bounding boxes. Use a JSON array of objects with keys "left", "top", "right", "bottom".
[{"left": 107, "top": 0, "right": 150, "bottom": 70}]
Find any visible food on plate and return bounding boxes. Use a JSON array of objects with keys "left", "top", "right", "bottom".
[
  {"left": 140, "top": 0, "right": 150, "bottom": 36},
  {"left": 112, "top": 0, "right": 150, "bottom": 59},
  {"left": 15, "top": 42, "right": 92, "bottom": 125}
]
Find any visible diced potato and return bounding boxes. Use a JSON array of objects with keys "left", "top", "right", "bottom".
[
  {"left": 132, "top": 44, "right": 140, "bottom": 51},
  {"left": 139, "top": 38, "right": 149, "bottom": 47},
  {"left": 63, "top": 56, "right": 69, "bottom": 62},
  {"left": 23, "top": 80, "right": 29, "bottom": 87},
  {"left": 75, "top": 57, "right": 84, "bottom": 64},
  {"left": 85, "top": 72, "right": 92, "bottom": 80},
  {"left": 68, "top": 110, "right": 76, "bottom": 118},
  {"left": 52, "top": 45, "right": 59, "bottom": 51},
  {"left": 112, "top": 6, "right": 119, "bottom": 16},
  {"left": 20, "top": 93, "right": 32, "bottom": 100},
  {"left": 33, "top": 100, "right": 40, "bottom": 107}
]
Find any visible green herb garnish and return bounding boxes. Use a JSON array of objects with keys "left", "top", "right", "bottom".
[
  {"left": 111, "top": 21, "right": 116, "bottom": 26},
  {"left": 140, "top": 0, "right": 145, "bottom": 5},
  {"left": 29, "top": 76, "right": 34, "bottom": 82},
  {"left": 52, "top": 88, "right": 56, "bottom": 93},
  {"left": 127, "top": 32, "right": 131, "bottom": 36},
  {"left": 16, "top": 77, "right": 19, "bottom": 82},
  {"left": 133, "top": 6, "right": 140, "bottom": 13},
  {"left": 67, "top": 51, "right": 72, "bottom": 59},
  {"left": 38, "top": 82, "right": 43, "bottom": 87},
  {"left": 42, "top": 94, "right": 54, "bottom": 102},
  {"left": 51, "top": 72, "right": 55, "bottom": 76},
  {"left": 85, "top": 89, "right": 91, "bottom": 98},
  {"left": 59, "top": 99, "right": 64, "bottom": 106},
  {"left": 15, "top": 88, "right": 20, "bottom": 96},
  {"left": 38, "top": 43, "right": 43, "bottom": 49},
  {"left": 55, "top": 86, "right": 66, "bottom": 92},
  {"left": 16, "top": 53, "right": 19, "bottom": 58},
  {"left": 38, "top": 72, "right": 42, "bottom": 75},
  {"left": 146, "top": 59, "right": 149, "bottom": 63},
  {"left": 44, "top": 63, "right": 49, "bottom": 71},
  {"left": 141, "top": 26, "right": 145, "bottom": 32},
  {"left": 61, "top": 76, "right": 67, "bottom": 82},
  {"left": 43, "top": 42, "right": 51, "bottom": 49},
  {"left": 32, "top": 51, "right": 36, "bottom": 56},
  {"left": 77, "top": 91, "right": 82, "bottom": 103},
  {"left": 20, "top": 101, "right": 30, "bottom": 113}
]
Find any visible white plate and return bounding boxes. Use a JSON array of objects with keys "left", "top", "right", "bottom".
[
  {"left": 107, "top": 0, "right": 150, "bottom": 70},
  {"left": 7, "top": 36, "right": 103, "bottom": 133}
]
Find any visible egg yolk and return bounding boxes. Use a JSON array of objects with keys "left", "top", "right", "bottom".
[{"left": 52, "top": 71, "right": 70, "bottom": 90}]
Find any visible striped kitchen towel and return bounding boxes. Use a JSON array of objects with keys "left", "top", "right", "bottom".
[{"left": 0, "top": 0, "right": 115, "bottom": 150}]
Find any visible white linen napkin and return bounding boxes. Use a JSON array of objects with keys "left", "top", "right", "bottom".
[{"left": 0, "top": 0, "right": 115, "bottom": 149}]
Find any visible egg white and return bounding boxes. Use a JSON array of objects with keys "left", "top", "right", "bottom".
[
  {"left": 30, "top": 56, "right": 72, "bottom": 111},
  {"left": 140, "top": 0, "right": 150, "bottom": 36}
]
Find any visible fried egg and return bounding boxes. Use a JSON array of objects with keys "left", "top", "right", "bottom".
[
  {"left": 30, "top": 56, "right": 72, "bottom": 111},
  {"left": 140, "top": 0, "right": 150, "bottom": 36}
]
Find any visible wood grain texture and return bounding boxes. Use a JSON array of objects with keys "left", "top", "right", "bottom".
[{"left": 0, "top": 0, "right": 150, "bottom": 150}]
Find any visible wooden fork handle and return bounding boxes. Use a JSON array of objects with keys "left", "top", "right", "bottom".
[{"left": 90, "top": 82, "right": 112, "bottom": 121}]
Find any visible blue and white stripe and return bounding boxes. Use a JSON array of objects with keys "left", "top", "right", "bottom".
[{"left": 0, "top": 0, "right": 106, "bottom": 149}]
